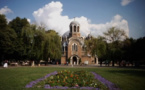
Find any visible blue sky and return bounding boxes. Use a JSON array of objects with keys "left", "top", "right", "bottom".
[{"left": 0, "top": 0, "right": 145, "bottom": 39}]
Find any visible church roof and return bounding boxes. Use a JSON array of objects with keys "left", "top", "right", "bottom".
[
  {"left": 70, "top": 21, "right": 80, "bottom": 26},
  {"left": 62, "top": 31, "right": 69, "bottom": 38}
]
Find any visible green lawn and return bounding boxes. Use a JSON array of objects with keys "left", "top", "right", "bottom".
[{"left": 0, "top": 66, "right": 145, "bottom": 90}]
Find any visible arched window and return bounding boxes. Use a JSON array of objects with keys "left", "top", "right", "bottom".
[
  {"left": 74, "top": 26, "right": 76, "bottom": 32},
  {"left": 72, "top": 43, "right": 77, "bottom": 51},
  {"left": 76, "top": 44, "right": 77, "bottom": 51},
  {"left": 77, "top": 26, "right": 79, "bottom": 32},
  {"left": 72, "top": 45, "right": 74, "bottom": 51}
]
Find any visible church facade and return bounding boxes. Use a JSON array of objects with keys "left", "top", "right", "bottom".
[{"left": 61, "top": 20, "right": 98, "bottom": 65}]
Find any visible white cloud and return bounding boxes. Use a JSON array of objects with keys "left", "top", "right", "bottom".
[
  {"left": 0, "top": 6, "right": 13, "bottom": 15},
  {"left": 121, "top": 0, "right": 134, "bottom": 6},
  {"left": 33, "top": 1, "right": 129, "bottom": 37},
  {"left": 27, "top": 18, "right": 31, "bottom": 23},
  {"left": 89, "top": 14, "right": 129, "bottom": 37}
]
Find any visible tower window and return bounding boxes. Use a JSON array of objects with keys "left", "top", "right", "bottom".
[
  {"left": 74, "top": 26, "right": 76, "bottom": 32},
  {"left": 77, "top": 26, "right": 79, "bottom": 32}
]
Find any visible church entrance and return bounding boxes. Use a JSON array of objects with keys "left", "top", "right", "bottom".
[
  {"left": 73, "top": 56, "right": 77, "bottom": 65},
  {"left": 70, "top": 55, "right": 79, "bottom": 65}
]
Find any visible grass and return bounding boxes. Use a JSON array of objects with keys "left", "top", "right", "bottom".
[{"left": 0, "top": 66, "right": 145, "bottom": 90}]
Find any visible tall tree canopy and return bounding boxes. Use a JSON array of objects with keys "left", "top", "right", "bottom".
[
  {"left": 9, "top": 17, "right": 29, "bottom": 37},
  {"left": 0, "top": 15, "right": 17, "bottom": 60},
  {"left": 104, "top": 27, "right": 127, "bottom": 43},
  {"left": 44, "top": 30, "right": 61, "bottom": 61},
  {"left": 21, "top": 25, "right": 61, "bottom": 62},
  {"left": 85, "top": 37, "right": 106, "bottom": 61},
  {"left": 103, "top": 27, "right": 127, "bottom": 66}
]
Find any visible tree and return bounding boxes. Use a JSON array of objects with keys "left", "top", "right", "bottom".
[
  {"left": 133, "top": 37, "right": 145, "bottom": 66},
  {"left": 31, "top": 27, "right": 45, "bottom": 61},
  {"left": 44, "top": 30, "right": 61, "bottom": 61},
  {"left": 104, "top": 27, "right": 127, "bottom": 43},
  {"left": 0, "top": 15, "right": 17, "bottom": 62},
  {"left": 8, "top": 17, "right": 30, "bottom": 60},
  {"left": 122, "top": 38, "right": 135, "bottom": 64},
  {"left": 21, "top": 25, "right": 61, "bottom": 64},
  {"left": 21, "top": 24, "right": 36, "bottom": 59},
  {"left": 103, "top": 27, "right": 127, "bottom": 66},
  {"left": 85, "top": 37, "right": 107, "bottom": 66},
  {"left": 9, "top": 17, "right": 29, "bottom": 37},
  {"left": 0, "top": 14, "right": 7, "bottom": 30},
  {"left": 0, "top": 15, "right": 61, "bottom": 65}
]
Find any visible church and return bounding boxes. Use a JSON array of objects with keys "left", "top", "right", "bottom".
[{"left": 61, "top": 20, "right": 98, "bottom": 65}]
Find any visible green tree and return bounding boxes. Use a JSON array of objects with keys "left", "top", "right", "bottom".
[
  {"left": 44, "top": 30, "right": 61, "bottom": 61},
  {"left": 133, "top": 37, "right": 145, "bottom": 66},
  {"left": 21, "top": 25, "right": 61, "bottom": 64},
  {"left": 104, "top": 27, "right": 127, "bottom": 43},
  {"left": 9, "top": 17, "right": 29, "bottom": 37},
  {"left": 0, "top": 15, "right": 17, "bottom": 62},
  {"left": 8, "top": 17, "right": 30, "bottom": 60},
  {"left": 0, "top": 14, "right": 7, "bottom": 30},
  {"left": 31, "top": 27, "right": 45, "bottom": 61},
  {"left": 85, "top": 37, "right": 106, "bottom": 66},
  {"left": 103, "top": 27, "right": 127, "bottom": 66},
  {"left": 21, "top": 24, "right": 36, "bottom": 59}
]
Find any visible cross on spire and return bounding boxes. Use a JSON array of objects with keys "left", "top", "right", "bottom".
[{"left": 74, "top": 17, "right": 76, "bottom": 21}]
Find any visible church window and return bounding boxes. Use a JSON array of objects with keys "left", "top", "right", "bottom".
[
  {"left": 72, "top": 44, "right": 73, "bottom": 51},
  {"left": 76, "top": 44, "right": 78, "bottom": 51},
  {"left": 72, "top": 43, "right": 77, "bottom": 51},
  {"left": 77, "top": 26, "right": 79, "bottom": 32},
  {"left": 74, "top": 26, "right": 76, "bottom": 32}
]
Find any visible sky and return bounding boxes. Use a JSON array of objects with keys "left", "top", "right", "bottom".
[{"left": 0, "top": 0, "right": 145, "bottom": 39}]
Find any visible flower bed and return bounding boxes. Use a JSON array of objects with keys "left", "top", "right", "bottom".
[
  {"left": 92, "top": 72, "right": 120, "bottom": 90},
  {"left": 25, "top": 70, "right": 119, "bottom": 90},
  {"left": 46, "top": 70, "right": 99, "bottom": 88},
  {"left": 25, "top": 71, "right": 57, "bottom": 88}
]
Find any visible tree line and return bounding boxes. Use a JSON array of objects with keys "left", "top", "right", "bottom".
[
  {"left": 0, "top": 14, "right": 61, "bottom": 64},
  {"left": 85, "top": 27, "right": 145, "bottom": 67},
  {"left": 0, "top": 14, "right": 145, "bottom": 66}
]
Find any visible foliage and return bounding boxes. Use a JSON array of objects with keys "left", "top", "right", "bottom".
[
  {"left": 0, "top": 14, "right": 7, "bottom": 29},
  {"left": 103, "top": 27, "right": 127, "bottom": 43},
  {"left": 122, "top": 37, "right": 145, "bottom": 66},
  {"left": 8, "top": 17, "right": 29, "bottom": 37},
  {"left": 0, "top": 15, "right": 61, "bottom": 63},
  {"left": 85, "top": 37, "right": 107, "bottom": 60},
  {"left": 44, "top": 30, "right": 61, "bottom": 60},
  {"left": 103, "top": 27, "right": 127, "bottom": 66},
  {"left": 21, "top": 25, "right": 61, "bottom": 61},
  {"left": 0, "top": 15, "right": 17, "bottom": 60}
]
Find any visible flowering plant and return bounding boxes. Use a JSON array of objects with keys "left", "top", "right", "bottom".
[
  {"left": 25, "top": 70, "right": 119, "bottom": 89},
  {"left": 45, "top": 70, "right": 99, "bottom": 88}
]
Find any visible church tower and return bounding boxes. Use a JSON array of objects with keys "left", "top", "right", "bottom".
[
  {"left": 69, "top": 21, "right": 81, "bottom": 37},
  {"left": 61, "top": 20, "right": 97, "bottom": 65}
]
